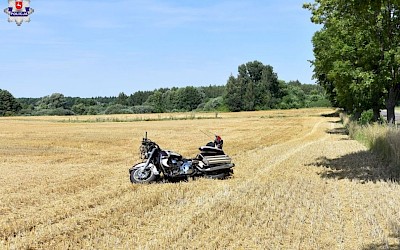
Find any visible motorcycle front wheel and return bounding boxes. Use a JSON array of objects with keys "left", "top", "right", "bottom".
[{"left": 130, "top": 165, "right": 158, "bottom": 184}]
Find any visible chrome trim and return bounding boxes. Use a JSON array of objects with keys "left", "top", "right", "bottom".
[{"left": 197, "top": 163, "right": 234, "bottom": 172}]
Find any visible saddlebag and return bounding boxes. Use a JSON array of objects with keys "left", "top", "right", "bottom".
[
  {"left": 202, "top": 155, "right": 232, "bottom": 165},
  {"left": 197, "top": 154, "right": 234, "bottom": 172}
]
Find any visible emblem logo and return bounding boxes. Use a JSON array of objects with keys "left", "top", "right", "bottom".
[
  {"left": 15, "top": 1, "right": 22, "bottom": 10},
  {"left": 4, "top": 0, "right": 34, "bottom": 26}
]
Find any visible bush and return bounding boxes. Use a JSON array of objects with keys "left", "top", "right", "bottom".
[
  {"left": 72, "top": 103, "right": 87, "bottom": 115},
  {"left": 104, "top": 104, "right": 133, "bottom": 114},
  {"left": 131, "top": 105, "right": 154, "bottom": 114},
  {"left": 343, "top": 111, "right": 400, "bottom": 177},
  {"left": 359, "top": 109, "right": 374, "bottom": 125},
  {"left": 86, "top": 105, "right": 105, "bottom": 115},
  {"left": 307, "top": 98, "right": 331, "bottom": 108},
  {"left": 202, "top": 97, "right": 223, "bottom": 111},
  {"left": 34, "top": 108, "right": 75, "bottom": 116},
  {"left": 18, "top": 109, "right": 34, "bottom": 116},
  {"left": 387, "top": 129, "right": 400, "bottom": 168},
  {"left": 362, "top": 125, "right": 400, "bottom": 174},
  {"left": 1, "top": 111, "right": 15, "bottom": 116},
  {"left": 279, "top": 102, "right": 289, "bottom": 110}
]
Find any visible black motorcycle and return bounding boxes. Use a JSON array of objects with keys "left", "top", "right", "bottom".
[{"left": 129, "top": 132, "right": 235, "bottom": 184}]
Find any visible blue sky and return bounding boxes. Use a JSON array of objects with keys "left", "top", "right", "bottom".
[{"left": 1, "top": 0, "right": 319, "bottom": 98}]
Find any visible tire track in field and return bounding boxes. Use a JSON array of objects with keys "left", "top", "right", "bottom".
[
  {"left": 227, "top": 119, "right": 297, "bottom": 157},
  {"left": 261, "top": 120, "right": 328, "bottom": 172},
  {"left": 233, "top": 119, "right": 327, "bottom": 175},
  {"left": 175, "top": 118, "right": 337, "bottom": 248}
]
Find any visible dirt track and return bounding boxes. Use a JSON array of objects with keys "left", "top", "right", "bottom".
[{"left": 0, "top": 109, "right": 399, "bottom": 249}]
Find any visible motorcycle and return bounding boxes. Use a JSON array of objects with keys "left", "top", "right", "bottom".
[{"left": 129, "top": 132, "right": 235, "bottom": 184}]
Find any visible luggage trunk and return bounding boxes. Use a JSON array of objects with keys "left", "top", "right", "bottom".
[{"left": 196, "top": 146, "right": 234, "bottom": 172}]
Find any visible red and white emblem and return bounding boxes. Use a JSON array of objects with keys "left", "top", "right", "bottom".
[
  {"left": 15, "top": 1, "right": 23, "bottom": 10},
  {"left": 4, "top": 0, "right": 34, "bottom": 26}
]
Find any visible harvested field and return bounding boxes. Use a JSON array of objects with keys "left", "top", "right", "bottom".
[{"left": 0, "top": 108, "right": 399, "bottom": 249}]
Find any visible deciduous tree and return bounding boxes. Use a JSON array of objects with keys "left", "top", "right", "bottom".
[
  {"left": 0, "top": 89, "right": 21, "bottom": 116},
  {"left": 304, "top": 0, "right": 400, "bottom": 123}
]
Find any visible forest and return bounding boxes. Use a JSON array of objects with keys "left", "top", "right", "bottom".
[{"left": 0, "top": 61, "right": 330, "bottom": 116}]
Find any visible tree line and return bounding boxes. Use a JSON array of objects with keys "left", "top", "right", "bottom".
[
  {"left": 0, "top": 61, "right": 331, "bottom": 116},
  {"left": 304, "top": 0, "right": 400, "bottom": 123}
]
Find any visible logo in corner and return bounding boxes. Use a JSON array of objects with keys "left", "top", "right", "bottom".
[{"left": 4, "top": 0, "right": 34, "bottom": 26}]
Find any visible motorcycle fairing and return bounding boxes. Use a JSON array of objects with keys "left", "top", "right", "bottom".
[{"left": 129, "top": 162, "right": 160, "bottom": 175}]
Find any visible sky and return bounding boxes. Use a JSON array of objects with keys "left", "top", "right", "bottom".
[{"left": 0, "top": 0, "right": 320, "bottom": 98}]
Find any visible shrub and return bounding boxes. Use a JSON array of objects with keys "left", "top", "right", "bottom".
[
  {"left": 34, "top": 108, "right": 75, "bottom": 116},
  {"left": 86, "top": 106, "right": 103, "bottom": 115},
  {"left": 104, "top": 104, "right": 133, "bottom": 114},
  {"left": 359, "top": 109, "right": 374, "bottom": 125},
  {"left": 18, "top": 109, "right": 34, "bottom": 116},
  {"left": 307, "top": 98, "right": 332, "bottom": 108},
  {"left": 201, "top": 97, "right": 223, "bottom": 111},
  {"left": 344, "top": 114, "right": 400, "bottom": 176},
  {"left": 131, "top": 105, "right": 154, "bottom": 114},
  {"left": 362, "top": 125, "right": 400, "bottom": 174},
  {"left": 388, "top": 129, "right": 400, "bottom": 168},
  {"left": 279, "top": 102, "right": 289, "bottom": 110},
  {"left": 71, "top": 103, "right": 87, "bottom": 115}
]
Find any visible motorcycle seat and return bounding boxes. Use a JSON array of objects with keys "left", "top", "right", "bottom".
[{"left": 199, "top": 146, "right": 223, "bottom": 152}]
